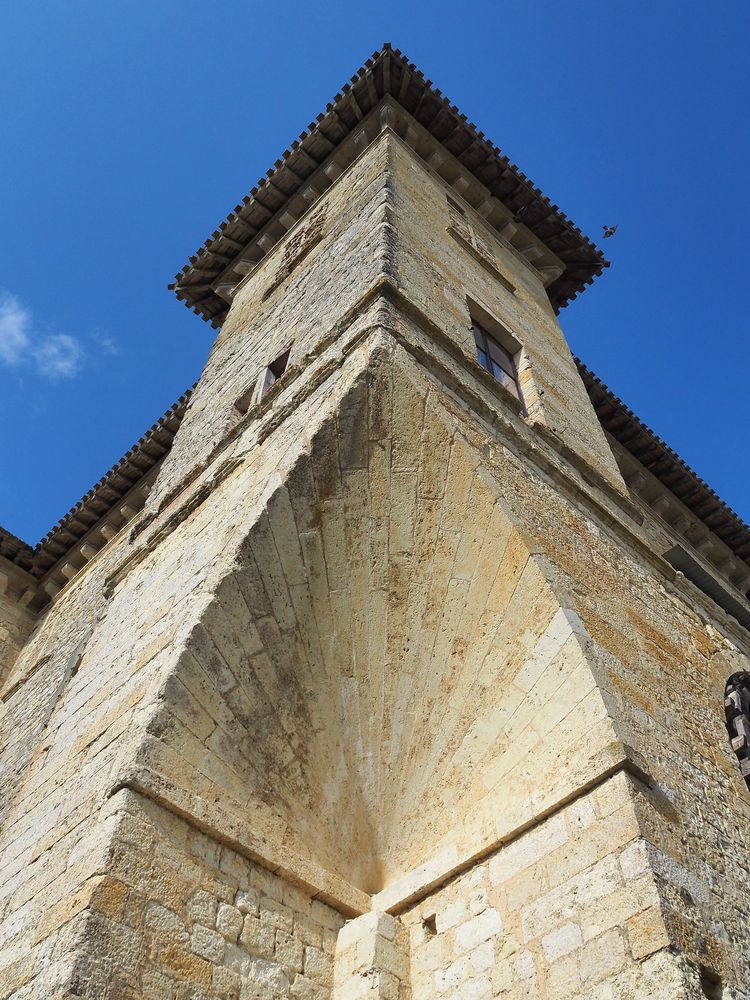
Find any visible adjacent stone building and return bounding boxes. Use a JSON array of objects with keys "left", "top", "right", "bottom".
[{"left": 1, "top": 44, "right": 748, "bottom": 1000}]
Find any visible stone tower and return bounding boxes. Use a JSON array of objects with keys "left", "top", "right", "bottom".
[{"left": 1, "top": 44, "right": 749, "bottom": 1000}]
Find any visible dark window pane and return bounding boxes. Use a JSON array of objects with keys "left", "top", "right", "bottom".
[
  {"left": 488, "top": 339, "right": 515, "bottom": 374},
  {"left": 260, "top": 348, "right": 292, "bottom": 399},
  {"left": 269, "top": 348, "right": 291, "bottom": 379},
  {"left": 500, "top": 372, "right": 521, "bottom": 399},
  {"left": 471, "top": 317, "right": 522, "bottom": 402}
]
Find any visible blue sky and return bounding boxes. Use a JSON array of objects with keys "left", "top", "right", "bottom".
[{"left": 1, "top": 1, "right": 748, "bottom": 543}]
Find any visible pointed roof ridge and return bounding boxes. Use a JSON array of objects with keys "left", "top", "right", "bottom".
[{"left": 171, "top": 44, "right": 608, "bottom": 327}]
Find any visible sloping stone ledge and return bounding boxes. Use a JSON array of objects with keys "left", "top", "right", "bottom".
[
  {"left": 373, "top": 742, "right": 652, "bottom": 914},
  {"left": 107, "top": 744, "right": 655, "bottom": 920},
  {"left": 108, "top": 766, "right": 371, "bottom": 919}
]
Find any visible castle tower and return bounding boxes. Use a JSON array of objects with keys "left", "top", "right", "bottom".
[{"left": 1, "top": 45, "right": 749, "bottom": 1000}]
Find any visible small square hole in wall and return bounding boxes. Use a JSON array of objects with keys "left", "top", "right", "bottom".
[
  {"left": 699, "top": 967, "right": 723, "bottom": 1000},
  {"left": 446, "top": 194, "right": 466, "bottom": 216},
  {"left": 421, "top": 913, "right": 437, "bottom": 937},
  {"left": 260, "top": 347, "right": 292, "bottom": 399}
]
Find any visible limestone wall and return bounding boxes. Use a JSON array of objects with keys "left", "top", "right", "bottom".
[
  {"left": 437, "top": 375, "right": 750, "bottom": 994},
  {"left": 333, "top": 911, "right": 411, "bottom": 999},
  {"left": 147, "top": 129, "right": 397, "bottom": 514},
  {"left": 73, "top": 788, "right": 344, "bottom": 999},
  {"left": 402, "top": 772, "right": 688, "bottom": 1000},
  {"left": 131, "top": 338, "right": 622, "bottom": 895},
  {"left": 0, "top": 528, "right": 131, "bottom": 829},
  {"left": 385, "top": 133, "right": 625, "bottom": 492},
  {"left": 0, "top": 521, "right": 175, "bottom": 997},
  {"left": 0, "top": 330, "right": 382, "bottom": 996}
]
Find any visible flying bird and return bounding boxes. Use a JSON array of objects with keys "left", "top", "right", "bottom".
[{"left": 602, "top": 224, "right": 618, "bottom": 239}]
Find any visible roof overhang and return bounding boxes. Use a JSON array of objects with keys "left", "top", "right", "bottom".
[
  {"left": 579, "top": 361, "right": 750, "bottom": 570},
  {"left": 171, "top": 44, "right": 609, "bottom": 327},
  {"left": 0, "top": 390, "right": 191, "bottom": 603}
]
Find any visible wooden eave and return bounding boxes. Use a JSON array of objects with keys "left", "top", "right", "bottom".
[
  {"left": 5, "top": 389, "right": 193, "bottom": 582},
  {"left": 0, "top": 527, "right": 33, "bottom": 573},
  {"left": 578, "top": 360, "right": 750, "bottom": 567},
  {"left": 171, "top": 43, "right": 608, "bottom": 328}
]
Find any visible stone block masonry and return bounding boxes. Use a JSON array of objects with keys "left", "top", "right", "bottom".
[
  {"left": 402, "top": 774, "right": 664, "bottom": 999},
  {"left": 334, "top": 911, "right": 410, "bottom": 998},
  {"left": 1, "top": 44, "right": 749, "bottom": 1000},
  {"left": 69, "top": 789, "right": 345, "bottom": 999}
]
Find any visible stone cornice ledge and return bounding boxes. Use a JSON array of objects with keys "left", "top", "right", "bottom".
[
  {"left": 374, "top": 743, "right": 653, "bottom": 914},
  {"left": 0, "top": 553, "right": 37, "bottom": 608},
  {"left": 108, "top": 765, "right": 371, "bottom": 918},
  {"left": 107, "top": 743, "right": 653, "bottom": 919},
  {"left": 130, "top": 274, "right": 638, "bottom": 561}
]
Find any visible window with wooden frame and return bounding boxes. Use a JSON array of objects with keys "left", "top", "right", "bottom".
[
  {"left": 233, "top": 346, "right": 293, "bottom": 418},
  {"left": 471, "top": 320, "right": 522, "bottom": 402}
]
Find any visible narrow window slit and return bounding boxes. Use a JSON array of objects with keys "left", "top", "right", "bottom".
[
  {"left": 234, "top": 381, "right": 257, "bottom": 417},
  {"left": 699, "top": 966, "right": 723, "bottom": 1000},
  {"left": 260, "top": 348, "right": 292, "bottom": 399},
  {"left": 724, "top": 672, "right": 750, "bottom": 790}
]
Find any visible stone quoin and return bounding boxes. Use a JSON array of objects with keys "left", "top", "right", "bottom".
[{"left": 1, "top": 44, "right": 749, "bottom": 1000}]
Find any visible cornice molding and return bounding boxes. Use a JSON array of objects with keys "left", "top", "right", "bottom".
[{"left": 171, "top": 45, "right": 606, "bottom": 327}]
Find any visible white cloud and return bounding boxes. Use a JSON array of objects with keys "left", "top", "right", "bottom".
[
  {"left": 0, "top": 290, "right": 84, "bottom": 381},
  {"left": 33, "top": 334, "right": 84, "bottom": 380},
  {"left": 0, "top": 291, "right": 32, "bottom": 366},
  {"left": 91, "top": 329, "right": 119, "bottom": 357}
]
